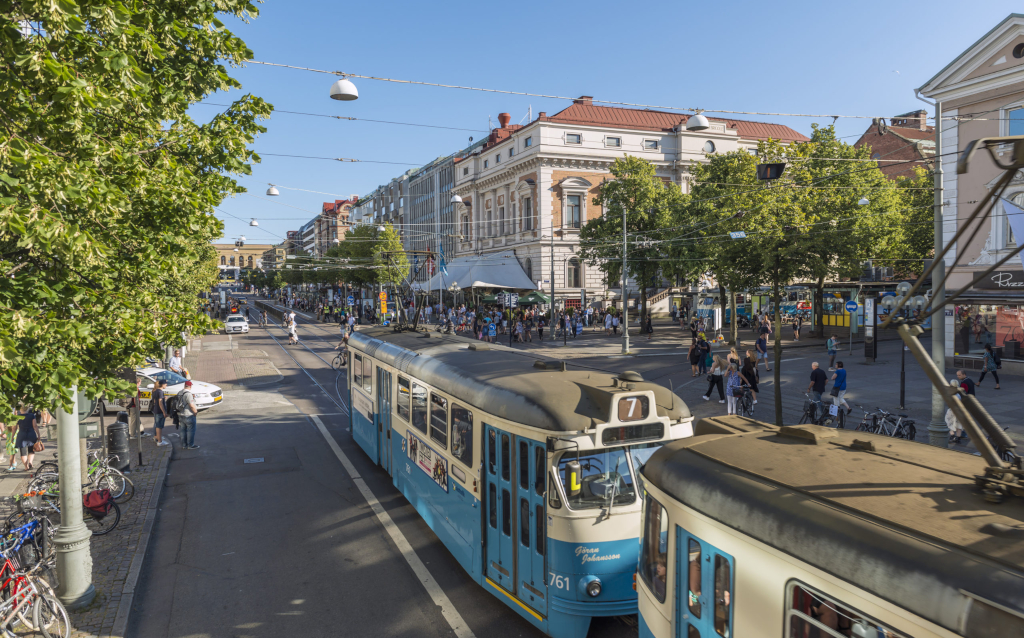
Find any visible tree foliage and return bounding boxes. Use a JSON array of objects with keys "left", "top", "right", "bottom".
[
  {"left": 0, "top": 0, "right": 271, "bottom": 415},
  {"left": 579, "top": 156, "right": 677, "bottom": 317}
]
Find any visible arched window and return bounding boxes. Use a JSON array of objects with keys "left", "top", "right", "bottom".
[
  {"left": 229, "top": 256, "right": 235, "bottom": 266},
  {"left": 524, "top": 258, "right": 533, "bottom": 282},
  {"left": 248, "top": 255, "right": 254, "bottom": 268},
  {"left": 567, "top": 258, "right": 581, "bottom": 288},
  {"left": 220, "top": 256, "right": 226, "bottom": 266}
]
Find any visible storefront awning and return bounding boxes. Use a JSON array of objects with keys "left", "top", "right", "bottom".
[{"left": 423, "top": 255, "right": 536, "bottom": 291}]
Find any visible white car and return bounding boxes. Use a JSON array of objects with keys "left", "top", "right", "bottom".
[
  {"left": 225, "top": 314, "right": 249, "bottom": 334},
  {"left": 99, "top": 368, "right": 223, "bottom": 414}
]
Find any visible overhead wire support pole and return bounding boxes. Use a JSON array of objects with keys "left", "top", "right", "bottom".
[{"left": 621, "top": 209, "right": 630, "bottom": 355}]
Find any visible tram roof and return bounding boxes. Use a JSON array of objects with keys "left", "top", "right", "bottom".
[
  {"left": 348, "top": 327, "right": 690, "bottom": 432},
  {"left": 643, "top": 416, "right": 1024, "bottom": 634}
]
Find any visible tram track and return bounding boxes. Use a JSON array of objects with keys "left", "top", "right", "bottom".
[{"left": 257, "top": 313, "right": 349, "bottom": 416}]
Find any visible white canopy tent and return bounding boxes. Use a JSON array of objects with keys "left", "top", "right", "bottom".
[{"left": 422, "top": 254, "right": 537, "bottom": 291}]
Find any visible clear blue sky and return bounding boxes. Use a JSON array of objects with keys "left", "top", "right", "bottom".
[{"left": 209, "top": 0, "right": 1022, "bottom": 247}]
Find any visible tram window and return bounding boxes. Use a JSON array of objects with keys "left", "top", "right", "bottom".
[
  {"left": 396, "top": 376, "right": 411, "bottom": 421},
  {"left": 520, "top": 499, "right": 530, "bottom": 547},
  {"left": 362, "top": 357, "right": 372, "bottom": 395},
  {"left": 785, "top": 582, "right": 907, "bottom": 638},
  {"left": 430, "top": 393, "right": 448, "bottom": 448},
  {"left": 501, "top": 434, "right": 510, "bottom": 481},
  {"left": 353, "top": 354, "right": 363, "bottom": 391},
  {"left": 535, "top": 504, "right": 545, "bottom": 556},
  {"left": 548, "top": 471, "right": 562, "bottom": 510},
  {"left": 488, "top": 430, "right": 497, "bottom": 475},
  {"left": 534, "top": 447, "right": 545, "bottom": 495},
  {"left": 411, "top": 383, "right": 428, "bottom": 433},
  {"left": 488, "top": 484, "right": 497, "bottom": 528},
  {"left": 713, "top": 555, "right": 731, "bottom": 636},
  {"left": 556, "top": 448, "right": 636, "bottom": 510},
  {"left": 451, "top": 404, "right": 473, "bottom": 467},
  {"left": 519, "top": 441, "right": 529, "bottom": 490},
  {"left": 688, "top": 627, "right": 700, "bottom": 638},
  {"left": 688, "top": 539, "right": 701, "bottom": 618},
  {"left": 501, "top": 489, "right": 511, "bottom": 536},
  {"left": 638, "top": 496, "right": 668, "bottom": 602}
]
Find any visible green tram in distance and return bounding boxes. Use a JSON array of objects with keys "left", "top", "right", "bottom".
[{"left": 635, "top": 416, "right": 1024, "bottom": 638}]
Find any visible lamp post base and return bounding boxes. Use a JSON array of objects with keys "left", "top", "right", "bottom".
[
  {"left": 54, "top": 523, "right": 96, "bottom": 610},
  {"left": 927, "top": 423, "right": 949, "bottom": 448}
]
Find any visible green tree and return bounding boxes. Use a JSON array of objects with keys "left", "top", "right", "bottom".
[
  {"left": 579, "top": 156, "right": 676, "bottom": 328},
  {"left": 0, "top": 1, "right": 271, "bottom": 415}
]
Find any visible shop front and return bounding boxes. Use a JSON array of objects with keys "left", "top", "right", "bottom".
[{"left": 947, "top": 270, "right": 1024, "bottom": 374}]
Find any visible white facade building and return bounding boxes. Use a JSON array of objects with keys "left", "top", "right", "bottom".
[{"left": 451, "top": 99, "right": 807, "bottom": 310}]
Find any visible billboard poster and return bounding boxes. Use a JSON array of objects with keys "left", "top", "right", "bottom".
[{"left": 406, "top": 432, "right": 448, "bottom": 492}]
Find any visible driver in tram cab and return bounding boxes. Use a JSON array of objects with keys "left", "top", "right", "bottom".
[{"left": 652, "top": 557, "right": 667, "bottom": 600}]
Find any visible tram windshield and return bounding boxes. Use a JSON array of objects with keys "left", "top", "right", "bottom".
[{"left": 556, "top": 447, "right": 637, "bottom": 510}]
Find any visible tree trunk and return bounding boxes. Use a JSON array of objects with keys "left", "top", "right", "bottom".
[
  {"left": 813, "top": 276, "right": 825, "bottom": 338},
  {"left": 729, "top": 285, "right": 738, "bottom": 347},
  {"left": 774, "top": 260, "right": 783, "bottom": 428}
]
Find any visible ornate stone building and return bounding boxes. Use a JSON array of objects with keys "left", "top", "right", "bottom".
[{"left": 451, "top": 98, "right": 806, "bottom": 309}]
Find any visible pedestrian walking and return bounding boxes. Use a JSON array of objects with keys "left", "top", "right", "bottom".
[
  {"left": 946, "top": 379, "right": 965, "bottom": 444},
  {"left": 698, "top": 336, "right": 712, "bottom": 375},
  {"left": 151, "top": 379, "right": 171, "bottom": 446},
  {"left": 644, "top": 311, "right": 653, "bottom": 340},
  {"left": 702, "top": 355, "right": 727, "bottom": 404},
  {"left": 612, "top": 313, "right": 620, "bottom": 336},
  {"left": 688, "top": 340, "right": 701, "bottom": 377},
  {"left": 11, "top": 405, "right": 39, "bottom": 471},
  {"left": 288, "top": 320, "right": 299, "bottom": 345},
  {"left": 956, "top": 369, "right": 976, "bottom": 396},
  {"left": 826, "top": 334, "right": 839, "bottom": 370},
  {"left": 605, "top": 311, "right": 613, "bottom": 336},
  {"left": 807, "top": 362, "right": 827, "bottom": 403},
  {"left": 830, "top": 361, "right": 851, "bottom": 415},
  {"left": 979, "top": 343, "right": 1001, "bottom": 389},
  {"left": 741, "top": 352, "right": 759, "bottom": 403},
  {"left": 792, "top": 316, "right": 801, "bottom": 342},
  {"left": 755, "top": 333, "right": 771, "bottom": 372},
  {"left": 179, "top": 380, "right": 200, "bottom": 449},
  {"left": 725, "top": 364, "right": 742, "bottom": 415}
]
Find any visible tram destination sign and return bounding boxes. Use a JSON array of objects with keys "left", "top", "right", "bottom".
[{"left": 974, "top": 270, "right": 1024, "bottom": 290}]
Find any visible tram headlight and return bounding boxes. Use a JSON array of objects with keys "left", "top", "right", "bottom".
[{"left": 581, "top": 576, "right": 602, "bottom": 598}]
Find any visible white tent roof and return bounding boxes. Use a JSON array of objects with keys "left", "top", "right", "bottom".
[{"left": 422, "top": 254, "right": 536, "bottom": 291}]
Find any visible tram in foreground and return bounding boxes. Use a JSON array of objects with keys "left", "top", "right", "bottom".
[
  {"left": 347, "top": 327, "right": 694, "bottom": 638},
  {"left": 636, "top": 415, "right": 1024, "bottom": 638}
]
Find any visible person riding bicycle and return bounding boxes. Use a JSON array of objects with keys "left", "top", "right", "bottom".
[
  {"left": 334, "top": 335, "right": 350, "bottom": 366},
  {"left": 261, "top": 310, "right": 268, "bottom": 327}
]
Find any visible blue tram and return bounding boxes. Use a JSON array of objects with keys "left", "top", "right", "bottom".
[
  {"left": 636, "top": 416, "right": 1024, "bottom": 638},
  {"left": 346, "top": 327, "right": 693, "bottom": 638}
]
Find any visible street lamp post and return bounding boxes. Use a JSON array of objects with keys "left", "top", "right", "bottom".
[{"left": 621, "top": 208, "right": 630, "bottom": 354}]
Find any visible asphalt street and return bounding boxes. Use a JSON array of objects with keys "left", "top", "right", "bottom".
[
  {"left": 128, "top": 296, "right": 1003, "bottom": 638},
  {"left": 127, "top": 300, "right": 633, "bottom": 638}
]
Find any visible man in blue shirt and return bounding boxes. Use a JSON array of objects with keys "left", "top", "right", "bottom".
[
  {"left": 831, "top": 361, "right": 850, "bottom": 415},
  {"left": 755, "top": 335, "right": 771, "bottom": 372}
]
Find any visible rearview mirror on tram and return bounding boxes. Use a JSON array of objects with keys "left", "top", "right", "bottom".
[{"left": 564, "top": 460, "right": 582, "bottom": 498}]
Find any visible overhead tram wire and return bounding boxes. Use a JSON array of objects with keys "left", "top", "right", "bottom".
[
  {"left": 246, "top": 60, "right": 965, "bottom": 122},
  {"left": 197, "top": 102, "right": 489, "bottom": 133},
  {"left": 259, "top": 153, "right": 422, "bottom": 166}
]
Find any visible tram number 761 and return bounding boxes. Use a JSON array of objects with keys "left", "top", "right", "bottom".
[{"left": 549, "top": 573, "right": 570, "bottom": 591}]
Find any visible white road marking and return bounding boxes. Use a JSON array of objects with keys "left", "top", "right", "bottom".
[{"left": 310, "top": 415, "right": 475, "bottom": 638}]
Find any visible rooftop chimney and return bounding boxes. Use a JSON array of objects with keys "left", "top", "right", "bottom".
[
  {"left": 498, "top": 112, "right": 511, "bottom": 129},
  {"left": 538, "top": 112, "right": 546, "bottom": 118},
  {"left": 574, "top": 96, "right": 594, "bottom": 106}
]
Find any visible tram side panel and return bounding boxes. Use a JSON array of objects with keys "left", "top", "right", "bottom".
[
  {"left": 349, "top": 353, "right": 379, "bottom": 463},
  {"left": 636, "top": 483, "right": 958, "bottom": 638}
]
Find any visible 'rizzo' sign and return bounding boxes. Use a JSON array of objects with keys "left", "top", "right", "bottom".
[{"left": 975, "top": 271, "right": 1024, "bottom": 289}]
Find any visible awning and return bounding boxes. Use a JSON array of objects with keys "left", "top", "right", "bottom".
[
  {"left": 519, "top": 291, "right": 551, "bottom": 305},
  {"left": 423, "top": 254, "right": 536, "bottom": 291}
]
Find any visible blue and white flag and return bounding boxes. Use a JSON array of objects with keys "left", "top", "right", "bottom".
[
  {"left": 439, "top": 243, "right": 449, "bottom": 277},
  {"left": 1003, "top": 198, "right": 1024, "bottom": 270}
]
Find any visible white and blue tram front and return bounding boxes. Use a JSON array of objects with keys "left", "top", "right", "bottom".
[{"left": 346, "top": 332, "right": 693, "bottom": 638}]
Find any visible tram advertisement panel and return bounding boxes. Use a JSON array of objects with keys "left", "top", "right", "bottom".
[
  {"left": 353, "top": 391, "right": 373, "bottom": 423},
  {"left": 407, "top": 432, "right": 449, "bottom": 492}
]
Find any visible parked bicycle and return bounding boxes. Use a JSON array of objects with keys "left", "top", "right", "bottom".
[
  {"left": 854, "top": 405, "right": 916, "bottom": 441},
  {"left": 734, "top": 386, "right": 755, "bottom": 418},
  {"left": 798, "top": 393, "right": 845, "bottom": 428},
  {"left": 32, "top": 451, "right": 134, "bottom": 504}
]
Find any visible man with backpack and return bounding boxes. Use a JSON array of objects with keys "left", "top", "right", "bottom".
[
  {"left": 178, "top": 381, "right": 200, "bottom": 450},
  {"left": 827, "top": 334, "right": 839, "bottom": 371}
]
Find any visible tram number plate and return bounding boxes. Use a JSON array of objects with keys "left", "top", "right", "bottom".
[{"left": 549, "top": 573, "right": 571, "bottom": 591}]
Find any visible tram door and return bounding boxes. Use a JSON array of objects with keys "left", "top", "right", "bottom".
[
  {"left": 675, "top": 527, "right": 735, "bottom": 638},
  {"left": 516, "top": 438, "right": 548, "bottom": 616},
  {"left": 376, "top": 368, "right": 392, "bottom": 474},
  {"left": 485, "top": 425, "right": 516, "bottom": 593}
]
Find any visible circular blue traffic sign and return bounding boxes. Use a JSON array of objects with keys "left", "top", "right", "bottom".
[
  {"left": 845, "top": 300, "right": 858, "bottom": 312},
  {"left": 347, "top": 295, "right": 354, "bottom": 305}
]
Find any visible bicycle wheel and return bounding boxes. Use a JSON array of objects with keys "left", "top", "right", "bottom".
[
  {"left": 83, "top": 502, "right": 120, "bottom": 536},
  {"left": 98, "top": 470, "right": 133, "bottom": 503},
  {"left": 34, "top": 461, "right": 58, "bottom": 476},
  {"left": 902, "top": 424, "right": 917, "bottom": 441},
  {"left": 332, "top": 354, "right": 342, "bottom": 370},
  {"left": 34, "top": 593, "right": 71, "bottom": 638},
  {"left": 798, "top": 411, "right": 811, "bottom": 425},
  {"left": 836, "top": 409, "right": 846, "bottom": 429}
]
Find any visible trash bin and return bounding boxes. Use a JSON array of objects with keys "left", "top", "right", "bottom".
[{"left": 107, "top": 414, "right": 130, "bottom": 473}]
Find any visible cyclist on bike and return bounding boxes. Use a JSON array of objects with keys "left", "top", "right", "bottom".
[
  {"left": 261, "top": 310, "right": 268, "bottom": 327},
  {"left": 334, "top": 335, "right": 350, "bottom": 366}
]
